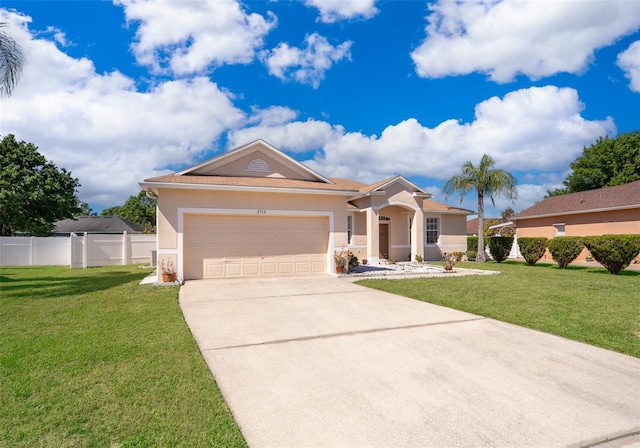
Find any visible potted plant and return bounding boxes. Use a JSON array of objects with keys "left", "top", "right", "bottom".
[
  {"left": 334, "top": 250, "right": 348, "bottom": 273},
  {"left": 160, "top": 259, "right": 177, "bottom": 283},
  {"left": 442, "top": 251, "right": 459, "bottom": 271}
]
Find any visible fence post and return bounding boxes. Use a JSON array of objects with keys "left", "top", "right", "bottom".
[
  {"left": 122, "top": 231, "right": 128, "bottom": 265},
  {"left": 70, "top": 233, "right": 74, "bottom": 268},
  {"left": 83, "top": 232, "right": 88, "bottom": 268},
  {"left": 30, "top": 236, "right": 35, "bottom": 266}
]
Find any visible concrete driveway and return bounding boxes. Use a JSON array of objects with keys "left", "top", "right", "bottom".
[{"left": 179, "top": 276, "right": 640, "bottom": 448}]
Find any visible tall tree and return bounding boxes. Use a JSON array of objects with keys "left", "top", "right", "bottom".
[
  {"left": 546, "top": 131, "right": 640, "bottom": 197},
  {"left": 101, "top": 190, "right": 156, "bottom": 233},
  {"left": 443, "top": 154, "right": 518, "bottom": 262},
  {"left": 0, "top": 22, "right": 24, "bottom": 97},
  {"left": 0, "top": 134, "right": 81, "bottom": 236}
]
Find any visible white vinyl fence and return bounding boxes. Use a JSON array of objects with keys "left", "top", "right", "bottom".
[{"left": 0, "top": 233, "right": 156, "bottom": 268}]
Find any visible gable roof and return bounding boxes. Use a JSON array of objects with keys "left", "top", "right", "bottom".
[
  {"left": 514, "top": 180, "right": 640, "bottom": 220},
  {"left": 177, "top": 139, "right": 332, "bottom": 184},
  {"left": 54, "top": 216, "right": 145, "bottom": 234}
]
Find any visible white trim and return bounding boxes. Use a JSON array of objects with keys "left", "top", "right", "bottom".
[
  {"left": 391, "top": 244, "right": 410, "bottom": 248},
  {"left": 346, "top": 244, "right": 367, "bottom": 249},
  {"left": 139, "top": 181, "right": 354, "bottom": 196},
  {"left": 177, "top": 207, "right": 335, "bottom": 279}
]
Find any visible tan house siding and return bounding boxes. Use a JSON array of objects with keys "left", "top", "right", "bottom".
[{"left": 515, "top": 182, "right": 640, "bottom": 263}]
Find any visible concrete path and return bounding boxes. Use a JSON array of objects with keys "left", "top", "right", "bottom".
[{"left": 179, "top": 276, "right": 640, "bottom": 448}]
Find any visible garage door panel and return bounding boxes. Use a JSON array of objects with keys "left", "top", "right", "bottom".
[{"left": 185, "top": 214, "right": 328, "bottom": 279}]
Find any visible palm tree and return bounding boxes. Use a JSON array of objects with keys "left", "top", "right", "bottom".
[
  {"left": 443, "top": 154, "right": 518, "bottom": 262},
  {"left": 0, "top": 22, "right": 24, "bottom": 97}
]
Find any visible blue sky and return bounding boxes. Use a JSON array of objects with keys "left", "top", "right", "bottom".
[{"left": 1, "top": 0, "right": 639, "bottom": 217}]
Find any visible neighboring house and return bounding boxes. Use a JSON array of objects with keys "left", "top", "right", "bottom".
[
  {"left": 513, "top": 180, "right": 640, "bottom": 262},
  {"left": 53, "top": 216, "right": 144, "bottom": 236},
  {"left": 140, "top": 140, "right": 472, "bottom": 280}
]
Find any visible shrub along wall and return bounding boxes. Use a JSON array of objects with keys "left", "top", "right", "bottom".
[
  {"left": 467, "top": 236, "right": 478, "bottom": 261},
  {"left": 488, "top": 236, "right": 514, "bottom": 263},
  {"left": 583, "top": 234, "right": 640, "bottom": 275},
  {"left": 547, "top": 236, "right": 584, "bottom": 269},
  {"left": 517, "top": 237, "right": 548, "bottom": 266}
]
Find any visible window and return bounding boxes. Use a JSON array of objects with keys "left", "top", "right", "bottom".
[
  {"left": 425, "top": 217, "right": 439, "bottom": 244},
  {"left": 347, "top": 215, "right": 353, "bottom": 244},
  {"left": 379, "top": 215, "right": 390, "bottom": 221},
  {"left": 553, "top": 223, "right": 566, "bottom": 236}
]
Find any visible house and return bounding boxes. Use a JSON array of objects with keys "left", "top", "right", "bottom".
[
  {"left": 513, "top": 180, "right": 640, "bottom": 262},
  {"left": 53, "top": 215, "right": 144, "bottom": 236},
  {"left": 140, "top": 140, "right": 472, "bottom": 280}
]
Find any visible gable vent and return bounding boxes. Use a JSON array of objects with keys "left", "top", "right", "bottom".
[{"left": 247, "top": 158, "right": 271, "bottom": 173}]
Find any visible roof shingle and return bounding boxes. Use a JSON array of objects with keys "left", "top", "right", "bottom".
[{"left": 514, "top": 180, "right": 640, "bottom": 219}]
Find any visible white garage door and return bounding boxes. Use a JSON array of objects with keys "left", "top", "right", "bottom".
[{"left": 183, "top": 214, "right": 329, "bottom": 279}]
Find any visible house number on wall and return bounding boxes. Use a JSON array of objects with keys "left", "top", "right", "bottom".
[{"left": 256, "top": 209, "right": 267, "bottom": 214}]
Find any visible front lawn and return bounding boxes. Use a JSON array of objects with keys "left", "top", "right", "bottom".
[
  {"left": 0, "top": 265, "right": 246, "bottom": 448},
  {"left": 358, "top": 261, "right": 640, "bottom": 358}
]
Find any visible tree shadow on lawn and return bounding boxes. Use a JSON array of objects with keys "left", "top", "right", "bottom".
[{"left": 0, "top": 269, "right": 153, "bottom": 301}]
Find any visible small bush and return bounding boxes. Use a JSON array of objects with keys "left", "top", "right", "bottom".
[
  {"left": 415, "top": 254, "right": 423, "bottom": 263},
  {"left": 467, "top": 236, "right": 478, "bottom": 252},
  {"left": 547, "top": 236, "right": 583, "bottom": 269},
  {"left": 488, "top": 236, "right": 514, "bottom": 263},
  {"left": 583, "top": 234, "right": 640, "bottom": 275},
  {"left": 348, "top": 253, "right": 360, "bottom": 271},
  {"left": 517, "top": 237, "right": 548, "bottom": 266},
  {"left": 466, "top": 250, "right": 477, "bottom": 261}
]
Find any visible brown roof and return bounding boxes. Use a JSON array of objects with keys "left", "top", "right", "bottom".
[
  {"left": 145, "top": 174, "right": 358, "bottom": 192},
  {"left": 423, "top": 200, "right": 473, "bottom": 214},
  {"left": 514, "top": 180, "right": 640, "bottom": 219}
]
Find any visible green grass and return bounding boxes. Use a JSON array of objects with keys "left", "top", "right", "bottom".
[
  {"left": 358, "top": 261, "right": 640, "bottom": 358},
  {"left": 0, "top": 265, "right": 246, "bottom": 448}
]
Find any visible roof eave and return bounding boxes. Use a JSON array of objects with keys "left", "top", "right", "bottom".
[
  {"left": 139, "top": 180, "right": 357, "bottom": 196},
  {"left": 514, "top": 203, "right": 640, "bottom": 221}
]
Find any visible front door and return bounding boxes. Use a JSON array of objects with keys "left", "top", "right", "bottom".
[{"left": 379, "top": 223, "right": 389, "bottom": 259}]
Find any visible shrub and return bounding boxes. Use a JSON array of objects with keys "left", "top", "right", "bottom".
[
  {"left": 517, "top": 237, "right": 548, "bottom": 266},
  {"left": 547, "top": 236, "right": 583, "bottom": 269},
  {"left": 583, "top": 234, "right": 640, "bottom": 275},
  {"left": 348, "top": 252, "right": 360, "bottom": 271},
  {"left": 467, "top": 236, "right": 478, "bottom": 252},
  {"left": 488, "top": 236, "right": 514, "bottom": 263},
  {"left": 415, "top": 254, "right": 423, "bottom": 263},
  {"left": 467, "top": 236, "right": 479, "bottom": 261}
]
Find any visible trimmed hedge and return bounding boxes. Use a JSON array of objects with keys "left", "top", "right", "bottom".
[
  {"left": 467, "top": 236, "right": 478, "bottom": 261},
  {"left": 517, "top": 237, "right": 548, "bottom": 266},
  {"left": 488, "top": 236, "right": 514, "bottom": 263},
  {"left": 547, "top": 236, "right": 583, "bottom": 269},
  {"left": 583, "top": 234, "right": 640, "bottom": 275}
]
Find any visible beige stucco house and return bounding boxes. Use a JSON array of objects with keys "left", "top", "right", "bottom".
[
  {"left": 140, "top": 140, "right": 472, "bottom": 280},
  {"left": 513, "top": 180, "right": 640, "bottom": 262}
]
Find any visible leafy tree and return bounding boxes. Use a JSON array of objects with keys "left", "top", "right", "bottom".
[
  {"left": 75, "top": 202, "right": 97, "bottom": 217},
  {"left": 443, "top": 154, "right": 518, "bottom": 262},
  {"left": 546, "top": 131, "right": 640, "bottom": 196},
  {"left": 102, "top": 190, "right": 156, "bottom": 233},
  {"left": 0, "top": 22, "right": 24, "bottom": 97},
  {"left": 1, "top": 134, "right": 81, "bottom": 236}
]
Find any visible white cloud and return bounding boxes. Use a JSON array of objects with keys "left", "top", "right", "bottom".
[
  {"left": 228, "top": 118, "right": 339, "bottom": 153},
  {"left": 617, "top": 40, "right": 640, "bottom": 93},
  {"left": 304, "top": 0, "right": 379, "bottom": 23},
  {"left": 247, "top": 106, "right": 298, "bottom": 127},
  {"left": 302, "top": 86, "right": 614, "bottom": 184},
  {"left": 411, "top": 0, "right": 640, "bottom": 82},
  {"left": 0, "top": 10, "right": 245, "bottom": 207},
  {"left": 262, "top": 33, "right": 352, "bottom": 88},
  {"left": 115, "top": 0, "right": 276, "bottom": 75}
]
